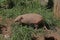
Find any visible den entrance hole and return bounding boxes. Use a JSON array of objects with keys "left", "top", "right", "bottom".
[{"left": 44, "top": 36, "right": 56, "bottom": 40}]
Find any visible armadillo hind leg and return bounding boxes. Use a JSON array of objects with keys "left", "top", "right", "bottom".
[
  {"left": 34, "top": 24, "right": 38, "bottom": 30},
  {"left": 44, "top": 25, "right": 48, "bottom": 30},
  {"left": 44, "top": 25, "right": 51, "bottom": 32}
]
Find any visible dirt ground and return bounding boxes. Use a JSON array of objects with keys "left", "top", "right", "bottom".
[{"left": 32, "top": 27, "right": 60, "bottom": 40}]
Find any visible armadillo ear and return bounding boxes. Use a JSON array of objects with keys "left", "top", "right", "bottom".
[
  {"left": 20, "top": 17, "right": 23, "bottom": 19},
  {"left": 19, "top": 17, "right": 23, "bottom": 21}
]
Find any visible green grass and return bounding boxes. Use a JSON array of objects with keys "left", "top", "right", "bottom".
[{"left": 0, "top": 0, "right": 60, "bottom": 40}]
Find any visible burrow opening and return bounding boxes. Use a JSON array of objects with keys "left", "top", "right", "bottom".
[{"left": 44, "top": 36, "right": 56, "bottom": 40}]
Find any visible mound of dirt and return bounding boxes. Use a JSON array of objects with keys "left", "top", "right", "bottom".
[
  {"left": 44, "top": 32, "right": 60, "bottom": 40},
  {"left": 31, "top": 29, "right": 60, "bottom": 40},
  {"left": 0, "top": 17, "right": 14, "bottom": 39}
]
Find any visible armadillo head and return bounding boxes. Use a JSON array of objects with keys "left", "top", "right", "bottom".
[{"left": 14, "top": 16, "right": 23, "bottom": 24}]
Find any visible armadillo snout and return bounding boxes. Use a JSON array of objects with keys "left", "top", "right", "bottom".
[{"left": 14, "top": 19, "right": 19, "bottom": 22}]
